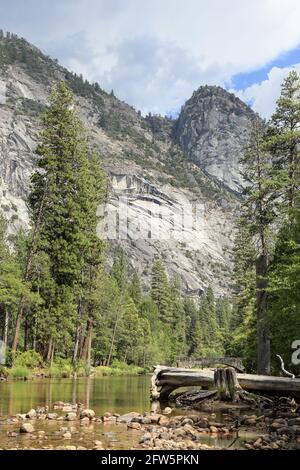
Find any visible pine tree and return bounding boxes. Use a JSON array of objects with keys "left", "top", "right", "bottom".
[
  {"left": 16, "top": 81, "right": 106, "bottom": 360},
  {"left": 266, "top": 70, "right": 300, "bottom": 215},
  {"left": 234, "top": 118, "right": 277, "bottom": 374},
  {"left": 151, "top": 259, "right": 172, "bottom": 324}
]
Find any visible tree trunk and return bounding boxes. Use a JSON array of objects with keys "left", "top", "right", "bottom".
[
  {"left": 3, "top": 308, "right": 9, "bottom": 348},
  {"left": 81, "top": 319, "right": 93, "bottom": 363},
  {"left": 214, "top": 367, "right": 242, "bottom": 401},
  {"left": 50, "top": 342, "right": 55, "bottom": 368},
  {"left": 46, "top": 337, "right": 53, "bottom": 362},
  {"left": 256, "top": 254, "right": 270, "bottom": 375}
]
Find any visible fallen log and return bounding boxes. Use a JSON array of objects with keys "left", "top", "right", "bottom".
[{"left": 151, "top": 366, "right": 300, "bottom": 401}]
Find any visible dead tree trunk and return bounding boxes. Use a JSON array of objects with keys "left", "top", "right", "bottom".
[
  {"left": 256, "top": 254, "right": 270, "bottom": 375},
  {"left": 214, "top": 367, "right": 243, "bottom": 401}
]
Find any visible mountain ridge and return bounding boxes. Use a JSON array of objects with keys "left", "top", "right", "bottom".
[{"left": 0, "top": 32, "right": 254, "bottom": 296}]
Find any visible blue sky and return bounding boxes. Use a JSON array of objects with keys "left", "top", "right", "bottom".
[{"left": 1, "top": 0, "right": 300, "bottom": 117}]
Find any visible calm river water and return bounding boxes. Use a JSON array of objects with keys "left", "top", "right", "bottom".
[{"left": 0, "top": 376, "right": 255, "bottom": 449}]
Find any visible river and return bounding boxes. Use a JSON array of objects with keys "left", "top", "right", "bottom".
[{"left": 0, "top": 376, "right": 256, "bottom": 449}]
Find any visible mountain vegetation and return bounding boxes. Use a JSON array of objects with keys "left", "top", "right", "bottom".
[
  {"left": 0, "top": 80, "right": 231, "bottom": 373},
  {"left": 0, "top": 32, "right": 299, "bottom": 377},
  {"left": 231, "top": 71, "right": 300, "bottom": 374}
]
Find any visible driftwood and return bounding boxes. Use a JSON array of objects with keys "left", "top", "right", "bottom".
[
  {"left": 151, "top": 365, "right": 300, "bottom": 401},
  {"left": 276, "top": 354, "right": 295, "bottom": 379}
]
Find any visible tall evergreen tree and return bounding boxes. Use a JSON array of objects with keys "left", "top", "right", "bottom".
[
  {"left": 13, "top": 81, "right": 106, "bottom": 359},
  {"left": 151, "top": 259, "right": 172, "bottom": 324}
]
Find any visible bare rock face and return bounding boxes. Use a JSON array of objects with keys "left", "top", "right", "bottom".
[
  {"left": 0, "top": 36, "right": 248, "bottom": 297},
  {"left": 175, "top": 85, "right": 256, "bottom": 192}
]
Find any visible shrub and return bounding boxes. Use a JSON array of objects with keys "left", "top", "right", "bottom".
[
  {"left": 9, "top": 365, "right": 31, "bottom": 379},
  {"left": 95, "top": 362, "right": 145, "bottom": 377},
  {"left": 0, "top": 365, "right": 9, "bottom": 378},
  {"left": 14, "top": 350, "right": 44, "bottom": 369},
  {"left": 47, "top": 358, "right": 72, "bottom": 378}
]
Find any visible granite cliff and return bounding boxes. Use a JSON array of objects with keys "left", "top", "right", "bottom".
[{"left": 0, "top": 33, "right": 254, "bottom": 296}]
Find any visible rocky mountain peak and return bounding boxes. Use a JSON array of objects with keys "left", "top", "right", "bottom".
[
  {"left": 175, "top": 85, "right": 256, "bottom": 192},
  {"left": 0, "top": 34, "right": 249, "bottom": 296}
]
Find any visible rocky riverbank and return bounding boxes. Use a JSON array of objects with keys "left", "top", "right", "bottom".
[{"left": 0, "top": 401, "right": 300, "bottom": 450}]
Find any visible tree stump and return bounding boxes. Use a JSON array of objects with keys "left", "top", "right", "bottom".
[{"left": 214, "top": 367, "right": 243, "bottom": 401}]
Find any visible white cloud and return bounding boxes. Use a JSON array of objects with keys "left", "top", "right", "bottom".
[
  {"left": 2, "top": 0, "right": 300, "bottom": 113},
  {"left": 233, "top": 64, "right": 300, "bottom": 119}
]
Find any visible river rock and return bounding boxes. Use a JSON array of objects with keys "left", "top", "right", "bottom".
[
  {"left": 139, "top": 432, "right": 152, "bottom": 443},
  {"left": 289, "top": 418, "right": 300, "bottom": 426},
  {"left": 159, "top": 416, "right": 170, "bottom": 426},
  {"left": 180, "top": 418, "right": 193, "bottom": 426},
  {"left": 209, "top": 426, "right": 219, "bottom": 433},
  {"left": 20, "top": 423, "right": 35, "bottom": 433},
  {"left": 93, "top": 440, "right": 103, "bottom": 450},
  {"left": 65, "top": 412, "right": 77, "bottom": 421},
  {"left": 127, "top": 422, "right": 141, "bottom": 430},
  {"left": 16, "top": 413, "right": 27, "bottom": 421},
  {"left": 80, "top": 417, "right": 90, "bottom": 426},
  {"left": 26, "top": 409, "right": 37, "bottom": 419},
  {"left": 46, "top": 413, "right": 58, "bottom": 420},
  {"left": 148, "top": 413, "right": 163, "bottom": 424},
  {"left": 140, "top": 417, "right": 152, "bottom": 425},
  {"left": 197, "top": 417, "right": 209, "bottom": 428},
  {"left": 291, "top": 425, "right": 300, "bottom": 434},
  {"left": 276, "top": 426, "right": 293, "bottom": 436},
  {"left": 117, "top": 412, "right": 140, "bottom": 424},
  {"left": 7, "top": 431, "right": 18, "bottom": 437},
  {"left": 63, "top": 431, "right": 72, "bottom": 439},
  {"left": 62, "top": 405, "right": 74, "bottom": 412},
  {"left": 80, "top": 409, "right": 95, "bottom": 419},
  {"left": 162, "top": 407, "right": 172, "bottom": 415},
  {"left": 103, "top": 415, "right": 117, "bottom": 423}
]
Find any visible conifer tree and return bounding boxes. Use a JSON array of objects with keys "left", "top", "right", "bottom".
[
  {"left": 151, "top": 259, "right": 172, "bottom": 324},
  {"left": 266, "top": 70, "right": 300, "bottom": 215},
  {"left": 15, "top": 81, "right": 106, "bottom": 359}
]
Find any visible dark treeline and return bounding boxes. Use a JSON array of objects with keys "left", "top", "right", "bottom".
[{"left": 0, "top": 81, "right": 231, "bottom": 373}]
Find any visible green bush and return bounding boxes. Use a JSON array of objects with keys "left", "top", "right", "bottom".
[
  {"left": 0, "top": 365, "right": 9, "bottom": 378},
  {"left": 95, "top": 362, "right": 145, "bottom": 377},
  {"left": 14, "top": 350, "right": 44, "bottom": 369},
  {"left": 9, "top": 365, "right": 31, "bottom": 379},
  {"left": 73, "top": 360, "right": 91, "bottom": 377},
  {"left": 47, "top": 358, "right": 73, "bottom": 378}
]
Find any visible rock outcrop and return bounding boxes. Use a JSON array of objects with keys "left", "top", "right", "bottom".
[
  {"left": 175, "top": 85, "right": 256, "bottom": 192},
  {"left": 0, "top": 35, "right": 250, "bottom": 296}
]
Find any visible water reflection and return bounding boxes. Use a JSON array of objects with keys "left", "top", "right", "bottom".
[{"left": 0, "top": 376, "right": 151, "bottom": 417}]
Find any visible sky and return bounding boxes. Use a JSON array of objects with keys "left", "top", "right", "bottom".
[{"left": 1, "top": 0, "right": 300, "bottom": 117}]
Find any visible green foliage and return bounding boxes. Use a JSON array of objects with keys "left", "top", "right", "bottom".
[
  {"left": 14, "top": 350, "right": 43, "bottom": 368},
  {"left": 231, "top": 71, "right": 300, "bottom": 372},
  {"left": 9, "top": 365, "right": 31, "bottom": 379},
  {"left": 95, "top": 361, "right": 144, "bottom": 377},
  {"left": 47, "top": 358, "right": 73, "bottom": 378},
  {"left": 0, "top": 365, "right": 9, "bottom": 378}
]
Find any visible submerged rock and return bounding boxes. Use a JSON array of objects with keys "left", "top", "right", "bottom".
[
  {"left": 80, "top": 409, "right": 95, "bottom": 420},
  {"left": 65, "top": 412, "right": 77, "bottom": 421},
  {"left": 26, "top": 409, "right": 37, "bottom": 419},
  {"left": 117, "top": 412, "right": 140, "bottom": 424},
  {"left": 20, "top": 423, "right": 35, "bottom": 433}
]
